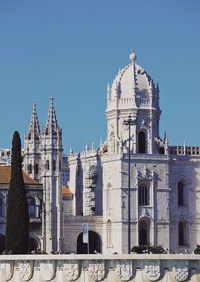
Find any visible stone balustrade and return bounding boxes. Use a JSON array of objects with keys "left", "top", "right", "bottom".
[
  {"left": 0, "top": 254, "right": 200, "bottom": 281},
  {"left": 169, "top": 146, "right": 200, "bottom": 156}
]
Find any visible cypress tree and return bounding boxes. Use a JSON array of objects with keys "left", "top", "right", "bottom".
[{"left": 5, "top": 131, "right": 29, "bottom": 254}]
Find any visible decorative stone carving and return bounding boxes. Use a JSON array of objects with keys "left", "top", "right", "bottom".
[
  {"left": 115, "top": 261, "right": 133, "bottom": 281},
  {"left": 173, "top": 261, "right": 188, "bottom": 282},
  {"left": 63, "top": 262, "right": 79, "bottom": 281},
  {"left": 0, "top": 261, "right": 14, "bottom": 281},
  {"left": 88, "top": 262, "right": 105, "bottom": 281},
  {"left": 140, "top": 118, "right": 151, "bottom": 130},
  {"left": 18, "top": 260, "right": 33, "bottom": 281},
  {"left": 144, "top": 260, "right": 160, "bottom": 281},
  {"left": 40, "top": 261, "right": 55, "bottom": 281}
]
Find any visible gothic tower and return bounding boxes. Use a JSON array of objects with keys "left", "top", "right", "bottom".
[
  {"left": 40, "top": 97, "right": 63, "bottom": 253},
  {"left": 24, "top": 103, "right": 41, "bottom": 181}
]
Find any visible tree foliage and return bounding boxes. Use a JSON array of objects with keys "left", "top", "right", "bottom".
[{"left": 5, "top": 131, "right": 29, "bottom": 254}]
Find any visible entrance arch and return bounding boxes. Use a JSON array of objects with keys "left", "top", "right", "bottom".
[{"left": 77, "top": 231, "right": 101, "bottom": 254}]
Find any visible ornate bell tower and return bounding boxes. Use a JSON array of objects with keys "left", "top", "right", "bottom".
[{"left": 40, "top": 97, "right": 63, "bottom": 253}]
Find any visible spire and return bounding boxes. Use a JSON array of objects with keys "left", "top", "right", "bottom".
[
  {"left": 45, "top": 97, "right": 58, "bottom": 135},
  {"left": 27, "top": 102, "right": 40, "bottom": 140}
]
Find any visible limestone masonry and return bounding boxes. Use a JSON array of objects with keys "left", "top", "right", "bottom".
[{"left": 0, "top": 51, "right": 200, "bottom": 255}]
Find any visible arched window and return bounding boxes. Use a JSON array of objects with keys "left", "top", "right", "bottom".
[
  {"left": 28, "top": 164, "right": 32, "bottom": 174},
  {"left": 107, "top": 220, "right": 112, "bottom": 248},
  {"left": 46, "top": 160, "right": 50, "bottom": 170},
  {"left": 27, "top": 197, "right": 40, "bottom": 218},
  {"left": 138, "top": 131, "right": 146, "bottom": 153},
  {"left": 139, "top": 183, "right": 148, "bottom": 205},
  {"left": 179, "top": 221, "right": 185, "bottom": 246},
  {"left": 178, "top": 181, "right": 184, "bottom": 206},
  {"left": 53, "top": 160, "right": 56, "bottom": 171}
]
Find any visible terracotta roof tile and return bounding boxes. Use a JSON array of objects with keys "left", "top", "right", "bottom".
[
  {"left": 62, "top": 186, "right": 73, "bottom": 196},
  {"left": 0, "top": 166, "right": 39, "bottom": 185}
]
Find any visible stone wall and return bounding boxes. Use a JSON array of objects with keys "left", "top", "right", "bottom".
[{"left": 0, "top": 254, "right": 200, "bottom": 281}]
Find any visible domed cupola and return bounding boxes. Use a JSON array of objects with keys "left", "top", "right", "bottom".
[
  {"left": 107, "top": 51, "right": 160, "bottom": 111},
  {"left": 106, "top": 51, "right": 161, "bottom": 155}
]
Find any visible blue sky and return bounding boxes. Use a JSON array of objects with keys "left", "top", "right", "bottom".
[{"left": 0, "top": 0, "right": 200, "bottom": 152}]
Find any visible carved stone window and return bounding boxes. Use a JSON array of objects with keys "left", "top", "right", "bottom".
[
  {"left": 138, "top": 131, "right": 146, "bottom": 153},
  {"left": 178, "top": 181, "right": 184, "bottom": 206},
  {"left": 139, "top": 183, "right": 148, "bottom": 206}
]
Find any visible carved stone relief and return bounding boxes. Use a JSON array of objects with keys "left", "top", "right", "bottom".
[
  {"left": 0, "top": 261, "right": 14, "bottom": 281},
  {"left": 144, "top": 260, "right": 160, "bottom": 281},
  {"left": 18, "top": 260, "right": 33, "bottom": 281},
  {"left": 115, "top": 260, "right": 133, "bottom": 281},
  {"left": 63, "top": 262, "right": 80, "bottom": 281},
  {"left": 173, "top": 261, "right": 188, "bottom": 282},
  {"left": 40, "top": 260, "right": 55, "bottom": 281},
  {"left": 88, "top": 262, "right": 105, "bottom": 281}
]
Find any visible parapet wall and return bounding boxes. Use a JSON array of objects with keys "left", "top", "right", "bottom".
[{"left": 0, "top": 254, "right": 200, "bottom": 281}]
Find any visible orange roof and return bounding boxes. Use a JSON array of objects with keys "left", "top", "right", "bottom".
[
  {"left": 62, "top": 186, "right": 73, "bottom": 196},
  {"left": 0, "top": 166, "right": 39, "bottom": 185}
]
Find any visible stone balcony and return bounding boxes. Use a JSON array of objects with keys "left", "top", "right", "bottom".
[{"left": 0, "top": 254, "right": 200, "bottom": 281}]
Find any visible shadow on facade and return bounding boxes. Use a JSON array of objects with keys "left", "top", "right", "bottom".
[{"left": 77, "top": 231, "right": 101, "bottom": 254}]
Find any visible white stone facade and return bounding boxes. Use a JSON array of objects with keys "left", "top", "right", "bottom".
[{"left": 1, "top": 51, "right": 200, "bottom": 255}]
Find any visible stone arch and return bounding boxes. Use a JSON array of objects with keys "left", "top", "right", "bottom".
[
  {"left": 138, "top": 217, "right": 151, "bottom": 246},
  {"left": 77, "top": 230, "right": 101, "bottom": 254}
]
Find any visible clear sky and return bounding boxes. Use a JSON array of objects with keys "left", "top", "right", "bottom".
[{"left": 0, "top": 0, "right": 200, "bottom": 152}]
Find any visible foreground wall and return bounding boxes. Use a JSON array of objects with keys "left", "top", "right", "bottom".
[{"left": 0, "top": 254, "right": 200, "bottom": 281}]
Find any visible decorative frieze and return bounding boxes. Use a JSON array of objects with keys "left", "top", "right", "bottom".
[{"left": 0, "top": 255, "right": 198, "bottom": 281}]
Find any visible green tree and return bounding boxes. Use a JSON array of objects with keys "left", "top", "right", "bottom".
[{"left": 5, "top": 131, "right": 29, "bottom": 254}]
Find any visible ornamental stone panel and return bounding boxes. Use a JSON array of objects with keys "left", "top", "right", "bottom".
[
  {"left": 40, "top": 260, "right": 56, "bottom": 281},
  {"left": 173, "top": 261, "right": 188, "bottom": 282},
  {"left": 88, "top": 262, "right": 105, "bottom": 281},
  {"left": 0, "top": 261, "right": 14, "bottom": 281},
  {"left": 144, "top": 260, "right": 160, "bottom": 281},
  {"left": 63, "top": 262, "right": 80, "bottom": 281},
  {"left": 115, "top": 260, "right": 133, "bottom": 281}
]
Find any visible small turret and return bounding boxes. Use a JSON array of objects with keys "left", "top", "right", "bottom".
[
  {"left": 45, "top": 96, "right": 59, "bottom": 135},
  {"left": 27, "top": 102, "right": 40, "bottom": 140},
  {"left": 24, "top": 102, "right": 41, "bottom": 180}
]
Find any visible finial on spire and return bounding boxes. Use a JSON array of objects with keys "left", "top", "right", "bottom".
[
  {"left": 32, "top": 102, "right": 37, "bottom": 113},
  {"left": 129, "top": 49, "right": 137, "bottom": 63}
]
